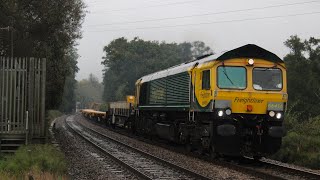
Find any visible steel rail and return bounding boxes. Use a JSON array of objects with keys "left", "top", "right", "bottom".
[
  {"left": 65, "top": 117, "right": 153, "bottom": 180},
  {"left": 73, "top": 117, "right": 211, "bottom": 180},
  {"left": 259, "top": 158, "right": 320, "bottom": 180}
]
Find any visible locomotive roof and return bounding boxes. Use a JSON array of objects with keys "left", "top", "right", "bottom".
[
  {"left": 216, "top": 44, "right": 283, "bottom": 63},
  {"left": 139, "top": 44, "right": 283, "bottom": 83}
]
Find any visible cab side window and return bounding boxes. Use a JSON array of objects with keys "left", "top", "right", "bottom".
[{"left": 202, "top": 70, "right": 210, "bottom": 90}]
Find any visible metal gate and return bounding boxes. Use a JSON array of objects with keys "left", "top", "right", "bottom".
[{"left": 0, "top": 57, "right": 46, "bottom": 140}]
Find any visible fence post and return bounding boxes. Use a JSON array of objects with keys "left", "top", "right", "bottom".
[{"left": 25, "top": 111, "right": 28, "bottom": 145}]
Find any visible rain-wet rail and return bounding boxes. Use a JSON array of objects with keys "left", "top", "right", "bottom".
[
  {"left": 76, "top": 114, "right": 320, "bottom": 180},
  {"left": 65, "top": 115, "right": 211, "bottom": 180},
  {"left": 258, "top": 158, "right": 320, "bottom": 180}
]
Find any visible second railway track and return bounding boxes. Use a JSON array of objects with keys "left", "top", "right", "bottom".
[{"left": 65, "top": 115, "right": 211, "bottom": 180}]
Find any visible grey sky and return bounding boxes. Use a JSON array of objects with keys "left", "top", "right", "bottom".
[{"left": 76, "top": 0, "right": 320, "bottom": 82}]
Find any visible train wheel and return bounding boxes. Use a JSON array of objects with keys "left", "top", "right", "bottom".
[
  {"left": 124, "top": 121, "right": 132, "bottom": 132},
  {"left": 185, "top": 137, "right": 195, "bottom": 152},
  {"left": 106, "top": 118, "right": 110, "bottom": 126},
  {"left": 210, "top": 145, "right": 218, "bottom": 159}
]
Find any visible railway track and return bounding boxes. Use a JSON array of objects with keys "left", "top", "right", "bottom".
[
  {"left": 258, "top": 158, "right": 320, "bottom": 180},
  {"left": 65, "top": 115, "right": 211, "bottom": 180},
  {"left": 228, "top": 157, "right": 320, "bottom": 180},
  {"left": 76, "top": 114, "right": 320, "bottom": 180}
]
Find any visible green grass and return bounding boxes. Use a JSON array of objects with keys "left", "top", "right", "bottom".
[
  {"left": 0, "top": 110, "right": 67, "bottom": 178},
  {"left": 272, "top": 113, "right": 320, "bottom": 169},
  {"left": 0, "top": 144, "right": 68, "bottom": 179}
]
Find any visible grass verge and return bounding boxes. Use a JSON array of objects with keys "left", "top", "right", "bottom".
[{"left": 0, "top": 144, "right": 68, "bottom": 179}]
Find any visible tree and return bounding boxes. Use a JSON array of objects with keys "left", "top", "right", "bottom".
[
  {"left": 191, "top": 41, "right": 213, "bottom": 58},
  {"left": 284, "top": 35, "right": 320, "bottom": 120},
  {"left": 0, "top": 0, "right": 85, "bottom": 110},
  {"left": 101, "top": 37, "right": 213, "bottom": 101},
  {"left": 59, "top": 47, "right": 79, "bottom": 112}
]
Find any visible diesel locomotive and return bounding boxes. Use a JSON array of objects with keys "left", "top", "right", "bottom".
[
  {"left": 132, "top": 44, "right": 287, "bottom": 158},
  {"left": 83, "top": 44, "right": 287, "bottom": 158}
]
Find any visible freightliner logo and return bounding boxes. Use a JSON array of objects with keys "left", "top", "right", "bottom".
[{"left": 234, "top": 97, "right": 264, "bottom": 104}]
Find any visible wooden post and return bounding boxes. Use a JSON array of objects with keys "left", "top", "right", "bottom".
[
  {"left": 0, "top": 57, "right": 3, "bottom": 132},
  {"left": 22, "top": 58, "right": 26, "bottom": 134},
  {"left": 41, "top": 58, "right": 46, "bottom": 137},
  {"left": 25, "top": 111, "right": 28, "bottom": 145},
  {"left": 13, "top": 58, "right": 16, "bottom": 132},
  {"left": 28, "top": 58, "right": 35, "bottom": 138},
  {"left": 6, "top": 57, "right": 9, "bottom": 132}
]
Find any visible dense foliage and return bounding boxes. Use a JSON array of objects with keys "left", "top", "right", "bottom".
[
  {"left": 102, "top": 37, "right": 212, "bottom": 101},
  {"left": 283, "top": 35, "right": 320, "bottom": 120},
  {"left": 0, "top": 0, "right": 85, "bottom": 112},
  {"left": 273, "top": 113, "right": 320, "bottom": 168},
  {"left": 272, "top": 35, "right": 320, "bottom": 169}
]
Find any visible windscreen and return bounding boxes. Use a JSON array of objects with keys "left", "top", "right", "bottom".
[
  {"left": 253, "top": 68, "right": 282, "bottom": 91},
  {"left": 217, "top": 66, "right": 246, "bottom": 89}
]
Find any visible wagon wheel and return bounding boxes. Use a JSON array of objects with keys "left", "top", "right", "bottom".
[{"left": 124, "top": 120, "right": 132, "bottom": 132}]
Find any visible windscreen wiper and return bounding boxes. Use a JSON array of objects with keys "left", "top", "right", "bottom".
[{"left": 222, "top": 66, "right": 234, "bottom": 86}]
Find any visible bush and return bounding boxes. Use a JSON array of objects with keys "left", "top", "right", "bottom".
[
  {"left": 272, "top": 115, "right": 320, "bottom": 169},
  {"left": 0, "top": 144, "right": 67, "bottom": 178}
]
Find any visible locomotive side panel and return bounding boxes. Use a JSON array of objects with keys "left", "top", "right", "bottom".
[{"left": 139, "top": 71, "right": 190, "bottom": 111}]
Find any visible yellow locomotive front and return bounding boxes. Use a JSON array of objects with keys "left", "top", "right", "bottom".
[{"left": 192, "top": 44, "right": 287, "bottom": 157}]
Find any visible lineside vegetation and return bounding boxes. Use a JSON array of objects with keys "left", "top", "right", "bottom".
[{"left": 0, "top": 144, "right": 67, "bottom": 179}]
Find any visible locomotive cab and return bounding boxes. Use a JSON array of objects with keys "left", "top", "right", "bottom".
[{"left": 191, "top": 45, "right": 287, "bottom": 157}]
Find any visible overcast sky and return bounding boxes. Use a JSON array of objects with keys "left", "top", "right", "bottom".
[{"left": 76, "top": 0, "right": 320, "bottom": 82}]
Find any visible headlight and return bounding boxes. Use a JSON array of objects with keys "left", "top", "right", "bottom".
[
  {"left": 225, "top": 109, "right": 232, "bottom": 115},
  {"left": 218, "top": 110, "right": 224, "bottom": 117},
  {"left": 269, "top": 111, "right": 275, "bottom": 117},
  {"left": 248, "top": 58, "right": 254, "bottom": 65},
  {"left": 276, "top": 113, "right": 282, "bottom": 119}
]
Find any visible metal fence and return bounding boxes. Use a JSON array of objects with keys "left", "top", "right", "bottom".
[{"left": 0, "top": 57, "right": 46, "bottom": 141}]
